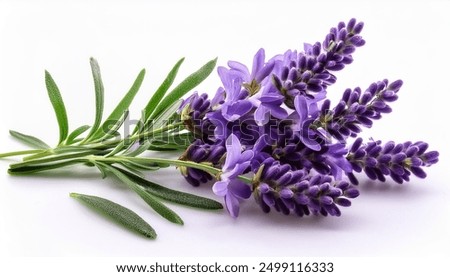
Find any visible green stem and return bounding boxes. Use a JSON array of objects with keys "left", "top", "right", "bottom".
[
  {"left": 93, "top": 156, "right": 253, "bottom": 184},
  {"left": 22, "top": 149, "right": 54, "bottom": 161},
  {"left": 9, "top": 122, "right": 185, "bottom": 164},
  {"left": 9, "top": 150, "right": 105, "bottom": 169},
  {"left": 130, "top": 122, "right": 184, "bottom": 141},
  {"left": 0, "top": 149, "right": 43, "bottom": 159},
  {"left": 85, "top": 122, "right": 184, "bottom": 146},
  {"left": 8, "top": 159, "right": 89, "bottom": 175}
]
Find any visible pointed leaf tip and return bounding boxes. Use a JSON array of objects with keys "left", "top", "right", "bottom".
[
  {"left": 150, "top": 57, "right": 218, "bottom": 119},
  {"left": 70, "top": 192, "right": 157, "bottom": 239},
  {"left": 9, "top": 130, "right": 50, "bottom": 149},
  {"left": 44, "top": 70, "right": 69, "bottom": 144},
  {"left": 142, "top": 57, "right": 186, "bottom": 126}
]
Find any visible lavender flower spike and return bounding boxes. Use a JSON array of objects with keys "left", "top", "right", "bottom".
[
  {"left": 346, "top": 138, "right": 439, "bottom": 184},
  {"left": 212, "top": 134, "right": 253, "bottom": 217},
  {"left": 313, "top": 79, "right": 402, "bottom": 142},
  {"left": 252, "top": 157, "right": 359, "bottom": 216},
  {"left": 176, "top": 18, "right": 440, "bottom": 220},
  {"left": 179, "top": 139, "right": 226, "bottom": 187}
]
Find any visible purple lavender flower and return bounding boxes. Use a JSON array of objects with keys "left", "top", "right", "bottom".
[
  {"left": 212, "top": 134, "right": 253, "bottom": 217},
  {"left": 176, "top": 18, "right": 440, "bottom": 220},
  {"left": 322, "top": 18, "right": 365, "bottom": 70},
  {"left": 346, "top": 138, "right": 439, "bottom": 184},
  {"left": 179, "top": 139, "right": 225, "bottom": 187},
  {"left": 270, "top": 126, "right": 352, "bottom": 179},
  {"left": 312, "top": 79, "right": 403, "bottom": 142},
  {"left": 228, "top": 48, "right": 275, "bottom": 93},
  {"left": 252, "top": 157, "right": 359, "bottom": 216},
  {"left": 272, "top": 18, "right": 365, "bottom": 109},
  {"left": 179, "top": 92, "right": 215, "bottom": 142},
  {"left": 217, "top": 67, "right": 254, "bottom": 122},
  {"left": 290, "top": 95, "right": 321, "bottom": 150},
  {"left": 215, "top": 49, "right": 288, "bottom": 126}
]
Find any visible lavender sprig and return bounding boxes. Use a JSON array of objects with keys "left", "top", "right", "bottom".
[
  {"left": 313, "top": 79, "right": 403, "bottom": 141},
  {"left": 347, "top": 138, "right": 439, "bottom": 184},
  {"left": 253, "top": 157, "right": 359, "bottom": 217},
  {"left": 178, "top": 18, "right": 439, "bottom": 219},
  {"left": 272, "top": 18, "right": 366, "bottom": 109},
  {"left": 178, "top": 139, "right": 225, "bottom": 187},
  {"left": 1, "top": 18, "right": 440, "bottom": 233}
]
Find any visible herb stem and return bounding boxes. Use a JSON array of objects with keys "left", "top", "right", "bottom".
[
  {"left": 0, "top": 150, "right": 43, "bottom": 159},
  {"left": 93, "top": 156, "right": 253, "bottom": 184},
  {"left": 129, "top": 122, "right": 185, "bottom": 141},
  {"left": 80, "top": 122, "right": 184, "bottom": 150},
  {"left": 9, "top": 150, "right": 105, "bottom": 169}
]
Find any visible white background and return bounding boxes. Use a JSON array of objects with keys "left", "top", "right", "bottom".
[{"left": 0, "top": 0, "right": 449, "bottom": 258}]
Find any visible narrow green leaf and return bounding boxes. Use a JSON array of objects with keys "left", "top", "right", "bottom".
[
  {"left": 123, "top": 140, "right": 152, "bottom": 157},
  {"left": 149, "top": 57, "right": 217, "bottom": 120},
  {"left": 102, "top": 164, "right": 184, "bottom": 225},
  {"left": 45, "top": 70, "right": 69, "bottom": 144},
  {"left": 150, "top": 132, "right": 195, "bottom": 149},
  {"left": 9, "top": 150, "right": 102, "bottom": 169},
  {"left": 116, "top": 167, "right": 223, "bottom": 210},
  {"left": 122, "top": 159, "right": 160, "bottom": 171},
  {"left": 9, "top": 130, "right": 50, "bottom": 149},
  {"left": 66, "top": 125, "right": 90, "bottom": 144},
  {"left": 105, "top": 140, "right": 127, "bottom": 158},
  {"left": 89, "top": 69, "right": 146, "bottom": 141},
  {"left": 53, "top": 145, "right": 94, "bottom": 154},
  {"left": 93, "top": 161, "right": 108, "bottom": 179},
  {"left": 133, "top": 58, "right": 184, "bottom": 135},
  {"left": 147, "top": 145, "right": 185, "bottom": 151},
  {"left": 0, "top": 150, "right": 43, "bottom": 159},
  {"left": 97, "top": 110, "right": 129, "bottom": 143},
  {"left": 145, "top": 99, "right": 182, "bottom": 131},
  {"left": 22, "top": 149, "right": 53, "bottom": 161},
  {"left": 70, "top": 192, "right": 156, "bottom": 239},
  {"left": 8, "top": 159, "right": 84, "bottom": 175},
  {"left": 137, "top": 191, "right": 185, "bottom": 225},
  {"left": 117, "top": 163, "right": 146, "bottom": 179},
  {"left": 83, "top": 58, "right": 105, "bottom": 141}
]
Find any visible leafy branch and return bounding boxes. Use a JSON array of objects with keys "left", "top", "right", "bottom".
[{"left": 0, "top": 57, "right": 223, "bottom": 239}]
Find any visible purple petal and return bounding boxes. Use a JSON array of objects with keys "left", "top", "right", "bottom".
[
  {"left": 212, "top": 181, "right": 228, "bottom": 197},
  {"left": 300, "top": 119, "right": 321, "bottom": 151},
  {"left": 206, "top": 110, "right": 228, "bottom": 140},
  {"left": 303, "top": 43, "right": 313, "bottom": 53},
  {"left": 267, "top": 104, "right": 288, "bottom": 119},
  {"left": 225, "top": 193, "right": 240, "bottom": 218},
  {"left": 211, "top": 87, "right": 225, "bottom": 108},
  {"left": 224, "top": 134, "right": 241, "bottom": 171},
  {"left": 260, "top": 94, "right": 284, "bottom": 103},
  {"left": 222, "top": 100, "right": 253, "bottom": 122},
  {"left": 218, "top": 66, "right": 232, "bottom": 89},
  {"left": 228, "top": 61, "right": 250, "bottom": 81},
  {"left": 224, "top": 161, "right": 251, "bottom": 179},
  {"left": 280, "top": 189, "right": 294, "bottom": 199},
  {"left": 229, "top": 180, "right": 252, "bottom": 199},
  {"left": 255, "top": 61, "right": 275, "bottom": 83},
  {"left": 218, "top": 68, "right": 242, "bottom": 102},
  {"left": 254, "top": 105, "right": 270, "bottom": 126},
  {"left": 294, "top": 95, "right": 308, "bottom": 121},
  {"left": 239, "top": 150, "right": 254, "bottom": 163},
  {"left": 254, "top": 134, "right": 270, "bottom": 153},
  {"left": 178, "top": 93, "right": 196, "bottom": 112},
  {"left": 411, "top": 167, "right": 427, "bottom": 178},
  {"left": 251, "top": 48, "right": 265, "bottom": 80}
]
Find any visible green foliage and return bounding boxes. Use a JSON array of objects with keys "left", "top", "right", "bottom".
[
  {"left": 0, "top": 57, "right": 220, "bottom": 239},
  {"left": 70, "top": 193, "right": 156, "bottom": 239}
]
